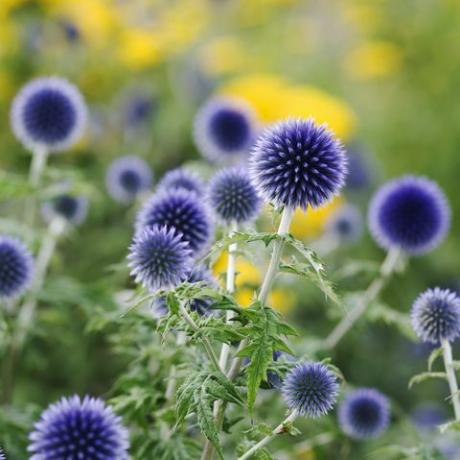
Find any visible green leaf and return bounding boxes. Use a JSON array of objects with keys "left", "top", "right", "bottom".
[
  {"left": 428, "top": 347, "right": 443, "bottom": 371},
  {"left": 408, "top": 372, "right": 446, "bottom": 389}
]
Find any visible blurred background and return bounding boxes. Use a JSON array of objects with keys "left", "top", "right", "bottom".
[{"left": 1, "top": 0, "right": 460, "bottom": 458}]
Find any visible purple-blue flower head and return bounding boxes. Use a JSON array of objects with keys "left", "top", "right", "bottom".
[
  {"left": 128, "top": 226, "right": 192, "bottom": 291},
  {"left": 136, "top": 190, "right": 213, "bottom": 256},
  {"left": 282, "top": 362, "right": 339, "bottom": 417},
  {"left": 368, "top": 176, "right": 450, "bottom": 255},
  {"left": 106, "top": 155, "right": 153, "bottom": 204},
  {"left": 411, "top": 288, "right": 460, "bottom": 344},
  {"left": 194, "top": 98, "right": 257, "bottom": 162},
  {"left": 0, "top": 448, "right": 4, "bottom": 459},
  {"left": 411, "top": 403, "right": 446, "bottom": 432},
  {"left": 338, "top": 388, "right": 390, "bottom": 440},
  {"left": 250, "top": 118, "right": 347, "bottom": 210},
  {"left": 123, "top": 92, "right": 155, "bottom": 128},
  {"left": 208, "top": 167, "right": 261, "bottom": 224},
  {"left": 41, "top": 194, "right": 88, "bottom": 225},
  {"left": 28, "top": 395, "right": 129, "bottom": 460},
  {"left": 11, "top": 77, "right": 87, "bottom": 153},
  {"left": 326, "top": 204, "right": 363, "bottom": 243},
  {"left": 0, "top": 236, "right": 34, "bottom": 299},
  {"left": 156, "top": 168, "right": 204, "bottom": 196}
]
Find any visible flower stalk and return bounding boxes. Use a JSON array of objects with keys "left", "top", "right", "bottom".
[{"left": 441, "top": 338, "right": 460, "bottom": 421}]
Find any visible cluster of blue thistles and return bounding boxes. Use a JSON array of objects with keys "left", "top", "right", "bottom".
[
  {"left": 106, "top": 155, "right": 153, "bottom": 204},
  {"left": 368, "top": 176, "right": 450, "bottom": 255},
  {"left": 157, "top": 168, "right": 204, "bottom": 197},
  {"left": 11, "top": 77, "right": 87, "bottom": 153},
  {"left": 250, "top": 118, "right": 347, "bottom": 210},
  {"left": 41, "top": 194, "right": 88, "bottom": 226},
  {"left": 0, "top": 236, "right": 34, "bottom": 299},
  {"left": 28, "top": 395, "right": 129, "bottom": 460},
  {"left": 338, "top": 388, "right": 390, "bottom": 439},
  {"left": 281, "top": 362, "right": 339, "bottom": 417},
  {"left": 411, "top": 287, "right": 460, "bottom": 344}
]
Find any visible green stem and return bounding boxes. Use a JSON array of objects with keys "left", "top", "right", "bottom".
[{"left": 441, "top": 338, "right": 460, "bottom": 420}]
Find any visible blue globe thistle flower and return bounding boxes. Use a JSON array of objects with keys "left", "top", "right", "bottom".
[
  {"left": 326, "top": 204, "right": 363, "bottom": 243},
  {"left": 60, "top": 20, "right": 80, "bottom": 42},
  {"left": 250, "top": 118, "right": 347, "bottom": 210},
  {"left": 153, "top": 265, "right": 217, "bottom": 316},
  {"left": 28, "top": 395, "right": 129, "bottom": 460},
  {"left": 338, "top": 388, "right": 390, "bottom": 440},
  {"left": 208, "top": 167, "right": 261, "bottom": 224},
  {"left": 411, "top": 403, "right": 446, "bottom": 431},
  {"left": 123, "top": 92, "right": 155, "bottom": 128},
  {"left": 136, "top": 190, "right": 213, "bottom": 256},
  {"left": 411, "top": 288, "right": 460, "bottom": 344},
  {"left": 0, "top": 236, "right": 34, "bottom": 299},
  {"left": 128, "top": 226, "right": 192, "bottom": 291},
  {"left": 41, "top": 194, "right": 88, "bottom": 225},
  {"left": 0, "top": 448, "right": 4, "bottom": 459},
  {"left": 194, "top": 98, "right": 257, "bottom": 162},
  {"left": 281, "top": 362, "right": 339, "bottom": 417},
  {"left": 157, "top": 168, "right": 204, "bottom": 196},
  {"left": 11, "top": 77, "right": 87, "bottom": 152},
  {"left": 368, "top": 176, "right": 450, "bottom": 255},
  {"left": 106, "top": 155, "right": 153, "bottom": 204}
]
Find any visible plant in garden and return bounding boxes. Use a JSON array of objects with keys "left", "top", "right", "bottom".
[{"left": 157, "top": 167, "right": 204, "bottom": 196}]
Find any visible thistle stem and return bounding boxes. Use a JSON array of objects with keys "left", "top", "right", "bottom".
[
  {"left": 165, "top": 331, "right": 187, "bottom": 401},
  {"left": 26, "top": 146, "right": 48, "bottom": 224},
  {"left": 323, "top": 247, "right": 402, "bottom": 350},
  {"left": 441, "top": 338, "right": 460, "bottom": 420},
  {"left": 237, "top": 411, "right": 298, "bottom": 460}
]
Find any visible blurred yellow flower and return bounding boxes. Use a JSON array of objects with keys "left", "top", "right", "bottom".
[
  {"left": 343, "top": 4, "right": 382, "bottom": 34},
  {"left": 268, "top": 287, "right": 296, "bottom": 314},
  {"left": 345, "top": 41, "right": 403, "bottom": 80},
  {"left": 117, "top": 29, "right": 162, "bottom": 70}
]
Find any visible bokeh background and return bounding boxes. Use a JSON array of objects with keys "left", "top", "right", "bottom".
[{"left": 1, "top": 0, "right": 460, "bottom": 458}]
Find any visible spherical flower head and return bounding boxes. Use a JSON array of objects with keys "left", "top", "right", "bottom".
[
  {"left": 156, "top": 168, "right": 204, "bottom": 196},
  {"left": 338, "top": 388, "right": 390, "bottom": 440},
  {"left": 326, "top": 204, "right": 363, "bottom": 243},
  {"left": 28, "top": 395, "right": 129, "bottom": 460},
  {"left": 136, "top": 190, "right": 213, "bottom": 256},
  {"left": 11, "top": 77, "right": 87, "bottom": 153},
  {"left": 194, "top": 97, "right": 257, "bottom": 162},
  {"left": 106, "top": 155, "right": 153, "bottom": 204},
  {"left": 282, "top": 362, "right": 339, "bottom": 417},
  {"left": 128, "top": 226, "right": 192, "bottom": 291},
  {"left": 208, "top": 167, "right": 261, "bottom": 224},
  {"left": 250, "top": 118, "right": 347, "bottom": 210},
  {"left": 123, "top": 93, "right": 155, "bottom": 128},
  {"left": 411, "top": 403, "right": 446, "bottom": 431},
  {"left": 0, "top": 449, "right": 4, "bottom": 459},
  {"left": 0, "top": 236, "right": 34, "bottom": 299},
  {"left": 411, "top": 288, "right": 460, "bottom": 344},
  {"left": 368, "top": 176, "right": 450, "bottom": 255},
  {"left": 41, "top": 194, "right": 88, "bottom": 225}
]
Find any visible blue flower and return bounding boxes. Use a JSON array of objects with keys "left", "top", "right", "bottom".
[
  {"left": 122, "top": 92, "right": 155, "bottom": 128},
  {"left": 106, "top": 155, "right": 153, "bottom": 204},
  {"left": 194, "top": 98, "right": 257, "bottom": 162},
  {"left": 208, "top": 167, "right": 261, "bottom": 224},
  {"left": 136, "top": 190, "right": 213, "bottom": 256},
  {"left": 0, "top": 448, "right": 4, "bottom": 459},
  {"left": 128, "top": 226, "right": 192, "bottom": 291},
  {"left": 0, "top": 236, "right": 34, "bottom": 299},
  {"left": 411, "top": 288, "right": 460, "bottom": 344},
  {"left": 411, "top": 403, "right": 446, "bottom": 432},
  {"left": 11, "top": 77, "right": 87, "bottom": 152},
  {"left": 338, "top": 388, "right": 390, "bottom": 440},
  {"left": 41, "top": 194, "right": 88, "bottom": 225},
  {"left": 28, "top": 395, "right": 129, "bottom": 460},
  {"left": 368, "top": 176, "right": 450, "bottom": 255},
  {"left": 250, "top": 118, "right": 347, "bottom": 210},
  {"left": 326, "top": 204, "right": 363, "bottom": 243},
  {"left": 281, "top": 362, "right": 339, "bottom": 417},
  {"left": 157, "top": 168, "right": 204, "bottom": 196}
]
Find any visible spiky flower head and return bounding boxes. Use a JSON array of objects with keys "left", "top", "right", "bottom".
[
  {"left": 250, "top": 118, "right": 347, "bottom": 210},
  {"left": 411, "top": 288, "right": 460, "bottom": 344},
  {"left": 338, "top": 388, "right": 390, "bottom": 440},
  {"left": 28, "top": 395, "right": 129, "bottom": 460},
  {"left": 41, "top": 194, "right": 88, "bottom": 225},
  {"left": 0, "top": 236, "right": 34, "bottom": 299},
  {"left": 194, "top": 97, "right": 256, "bottom": 162},
  {"left": 106, "top": 155, "right": 153, "bottom": 204},
  {"left": 368, "top": 176, "right": 450, "bottom": 255},
  {"left": 11, "top": 77, "right": 87, "bottom": 153},
  {"left": 0, "top": 448, "right": 4, "bottom": 459},
  {"left": 128, "top": 226, "right": 192, "bottom": 291},
  {"left": 282, "top": 362, "right": 339, "bottom": 417},
  {"left": 136, "top": 190, "right": 213, "bottom": 256},
  {"left": 156, "top": 168, "right": 204, "bottom": 196},
  {"left": 326, "top": 204, "right": 363, "bottom": 243},
  {"left": 208, "top": 167, "right": 261, "bottom": 224}
]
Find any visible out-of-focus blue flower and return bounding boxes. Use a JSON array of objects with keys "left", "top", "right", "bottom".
[
  {"left": 345, "top": 144, "right": 374, "bottom": 191},
  {"left": 60, "top": 20, "right": 80, "bottom": 42},
  {"left": 326, "top": 204, "right": 363, "bottom": 243},
  {"left": 41, "top": 194, "right": 88, "bottom": 225},
  {"left": 250, "top": 119, "right": 347, "bottom": 210},
  {"left": 28, "top": 395, "right": 129, "bottom": 460},
  {"left": 11, "top": 77, "right": 87, "bottom": 152},
  {"left": 157, "top": 168, "right": 204, "bottom": 196},
  {"left": 123, "top": 92, "right": 155, "bottom": 129},
  {"left": 368, "top": 176, "right": 450, "bottom": 255},
  {"left": 411, "top": 402, "right": 447, "bottom": 432}
]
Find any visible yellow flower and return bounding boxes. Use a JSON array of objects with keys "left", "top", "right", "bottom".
[
  {"left": 345, "top": 41, "right": 403, "bottom": 80},
  {"left": 268, "top": 288, "right": 296, "bottom": 314},
  {"left": 117, "top": 28, "right": 162, "bottom": 70}
]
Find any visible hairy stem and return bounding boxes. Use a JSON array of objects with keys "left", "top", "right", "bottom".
[
  {"left": 441, "top": 339, "right": 460, "bottom": 420},
  {"left": 165, "top": 331, "right": 187, "bottom": 401},
  {"left": 323, "top": 247, "right": 402, "bottom": 349},
  {"left": 25, "top": 146, "right": 48, "bottom": 224}
]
